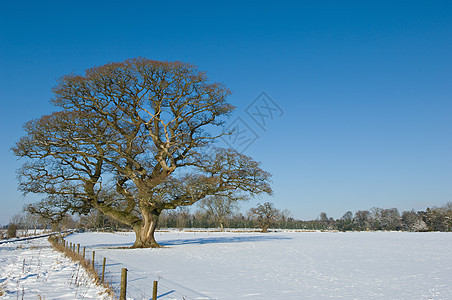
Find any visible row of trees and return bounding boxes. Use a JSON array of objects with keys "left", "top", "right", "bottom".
[
  {"left": 4, "top": 202, "right": 451, "bottom": 238},
  {"left": 318, "top": 203, "right": 452, "bottom": 232},
  {"left": 1, "top": 211, "right": 81, "bottom": 239},
  {"left": 2, "top": 201, "right": 283, "bottom": 235},
  {"left": 159, "top": 202, "right": 452, "bottom": 232}
]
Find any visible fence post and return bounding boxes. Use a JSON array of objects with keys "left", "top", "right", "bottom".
[
  {"left": 153, "top": 280, "right": 158, "bottom": 300},
  {"left": 92, "top": 251, "right": 95, "bottom": 268},
  {"left": 101, "top": 257, "right": 106, "bottom": 283},
  {"left": 119, "top": 268, "right": 127, "bottom": 300},
  {"left": 77, "top": 244, "right": 80, "bottom": 255},
  {"left": 83, "top": 247, "right": 86, "bottom": 259},
  {"left": 70, "top": 242, "right": 72, "bottom": 251}
]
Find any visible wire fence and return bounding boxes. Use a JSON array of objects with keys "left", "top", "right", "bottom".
[
  {"left": 0, "top": 229, "right": 74, "bottom": 245},
  {"left": 58, "top": 235, "right": 213, "bottom": 300}
]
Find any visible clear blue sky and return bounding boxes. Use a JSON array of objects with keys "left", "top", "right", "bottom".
[{"left": 1, "top": 1, "right": 451, "bottom": 225}]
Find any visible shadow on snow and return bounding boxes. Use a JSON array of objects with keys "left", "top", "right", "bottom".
[
  {"left": 76, "top": 233, "right": 292, "bottom": 249},
  {"left": 160, "top": 235, "right": 292, "bottom": 246}
]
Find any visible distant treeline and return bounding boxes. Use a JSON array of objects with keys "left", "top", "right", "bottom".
[
  {"left": 3, "top": 203, "right": 451, "bottom": 236},
  {"left": 157, "top": 203, "right": 452, "bottom": 232},
  {"left": 77, "top": 203, "right": 452, "bottom": 232}
]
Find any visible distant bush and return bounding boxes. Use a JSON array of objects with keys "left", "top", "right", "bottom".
[{"left": 7, "top": 223, "right": 18, "bottom": 238}]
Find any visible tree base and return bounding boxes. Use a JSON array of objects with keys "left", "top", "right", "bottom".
[{"left": 130, "top": 242, "right": 163, "bottom": 249}]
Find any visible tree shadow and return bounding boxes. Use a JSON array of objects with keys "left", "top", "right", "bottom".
[
  {"left": 160, "top": 235, "right": 291, "bottom": 246},
  {"left": 83, "top": 243, "right": 133, "bottom": 249},
  {"left": 76, "top": 234, "right": 291, "bottom": 249}
]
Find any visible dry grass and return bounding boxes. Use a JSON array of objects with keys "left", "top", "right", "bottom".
[{"left": 48, "top": 236, "right": 116, "bottom": 298}]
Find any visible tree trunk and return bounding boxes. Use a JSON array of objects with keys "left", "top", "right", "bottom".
[
  {"left": 261, "top": 224, "right": 269, "bottom": 233},
  {"left": 132, "top": 208, "right": 162, "bottom": 248}
]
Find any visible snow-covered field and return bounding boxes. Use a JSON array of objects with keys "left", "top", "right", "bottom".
[
  {"left": 60, "top": 231, "right": 452, "bottom": 300},
  {"left": 0, "top": 237, "right": 111, "bottom": 299}
]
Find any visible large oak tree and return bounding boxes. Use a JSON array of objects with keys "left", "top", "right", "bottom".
[{"left": 13, "top": 58, "right": 272, "bottom": 247}]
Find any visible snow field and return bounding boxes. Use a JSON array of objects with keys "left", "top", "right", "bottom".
[
  {"left": 65, "top": 231, "right": 452, "bottom": 299},
  {"left": 0, "top": 237, "right": 111, "bottom": 299}
]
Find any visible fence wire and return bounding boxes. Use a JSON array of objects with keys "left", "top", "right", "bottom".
[{"left": 89, "top": 249, "right": 213, "bottom": 300}]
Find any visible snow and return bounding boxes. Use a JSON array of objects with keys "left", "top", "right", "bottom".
[
  {"left": 0, "top": 237, "right": 111, "bottom": 299},
  {"left": 62, "top": 231, "right": 452, "bottom": 299}
]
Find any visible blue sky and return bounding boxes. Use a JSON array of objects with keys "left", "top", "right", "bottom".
[{"left": 1, "top": 1, "right": 451, "bottom": 225}]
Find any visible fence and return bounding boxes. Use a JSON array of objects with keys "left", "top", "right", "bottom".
[
  {"left": 0, "top": 229, "right": 74, "bottom": 245},
  {"left": 51, "top": 235, "right": 212, "bottom": 300}
]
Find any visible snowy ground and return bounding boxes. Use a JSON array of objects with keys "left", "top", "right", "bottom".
[
  {"left": 0, "top": 237, "right": 111, "bottom": 299},
  {"left": 63, "top": 231, "right": 452, "bottom": 299}
]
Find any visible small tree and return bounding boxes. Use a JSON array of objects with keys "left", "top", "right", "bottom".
[
  {"left": 337, "top": 211, "right": 354, "bottom": 231},
  {"left": 198, "top": 195, "right": 238, "bottom": 231},
  {"left": 175, "top": 207, "right": 191, "bottom": 230},
  {"left": 402, "top": 210, "right": 427, "bottom": 232},
  {"left": 354, "top": 210, "right": 371, "bottom": 231},
  {"left": 7, "top": 223, "right": 18, "bottom": 238},
  {"left": 423, "top": 207, "right": 450, "bottom": 231},
  {"left": 23, "top": 212, "right": 41, "bottom": 235},
  {"left": 24, "top": 195, "right": 75, "bottom": 231},
  {"left": 319, "top": 212, "right": 329, "bottom": 223},
  {"left": 380, "top": 208, "right": 402, "bottom": 231},
  {"left": 249, "top": 202, "right": 281, "bottom": 233},
  {"left": 278, "top": 209, "right": 293, "bottom": 229}
]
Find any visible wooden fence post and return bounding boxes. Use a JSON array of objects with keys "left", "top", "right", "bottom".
[
  {"left": 119, "top": 268, "right": 127, "bottom": 300},
  {"left": 153, "top": 280, "right": 158, "bottom": 300},
  {"left": 101, "top": 257, "right": 106, "bottom": 283},
  {"left": 92, "top": 251, "right": 95, "bottom": 268},
  {"left": 83, "top": 247, "right": 86, "bottom": 259},
  {"left": 77, "top": 244, "right": 80, "bottom": 255},
  {"left": 70, "top": 242, "right": 72, "bottom": 251}
]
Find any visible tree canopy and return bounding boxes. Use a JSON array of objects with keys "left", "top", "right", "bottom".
[
  {"left": 249, "top": 202, "right": 281, "bottom": 233},
  {"left": 13, "top": 58, "right": 272, "bottom": 247}
]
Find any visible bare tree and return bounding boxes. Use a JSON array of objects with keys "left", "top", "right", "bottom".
[
  {"left": 402, "top": 210, "right": 427, "bottom": 232},
  {"left": 79, "top": 211, "right": 99, "bottom": 229},
  {"left": 23, "top": 212, "right": 41, "bottom": 235},
  {"left": 249, "top": 202, "right": 281, "bottom": 233},
  {"left": 380, "top": 208, "right": 402, "bottom": 230},
  {"left": 24, "top": 195, "right": 81, "bottom": 229},
  {"left": 174, "top": 207, "right": 191, "bottom": 230},
  {"left": 278, "top": 209, "right": 293, "bottom": 228},
  {"left": 13, "top": 58, "right": 272, "bottom": 248},
  {"left": 423, "top": 206, "right": 451, "bottom": 231},
  {"left": 354, "top": 210, "right": 371, "bottom": 231},
  {"left": 318, "top": 212, "right": 329, "bottom": 222},
  {"left": 9, "top": 213, "right": 24, "bottom": 229},
  {"left": 337, "top": 211, "right": 354, "bottom": 231},
  {"left": 370, "top": 207, "right": 383, "bottom": 230},
  {"left": 198, "top": 195, "right": 238, "bottom": 231}
]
